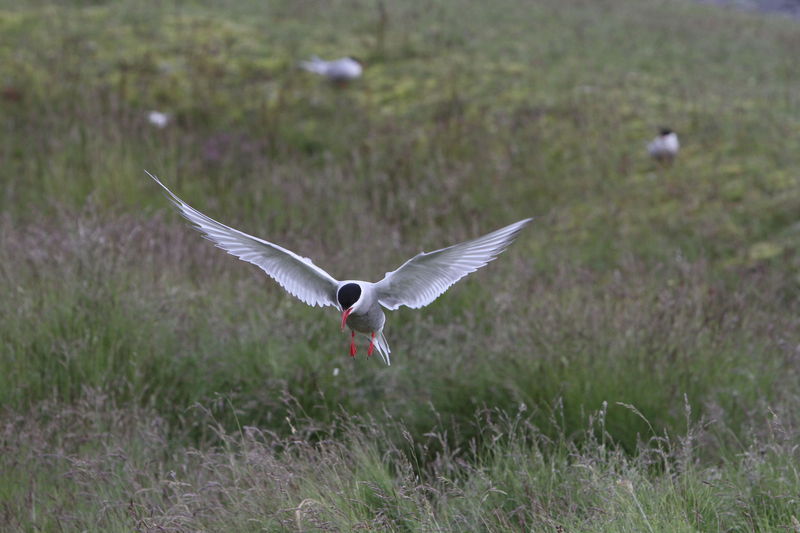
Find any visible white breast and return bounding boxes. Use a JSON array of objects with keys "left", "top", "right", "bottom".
[{"left": 648, "top": 133, "right": 679, "bottom": 157}]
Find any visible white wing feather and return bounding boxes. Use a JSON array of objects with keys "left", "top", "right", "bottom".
[
  {"left": 146, "top": 171, "right": 339, "bottom": 308},
  {"left": 375, "top": 219, "right": 533, "bottom": 310}
]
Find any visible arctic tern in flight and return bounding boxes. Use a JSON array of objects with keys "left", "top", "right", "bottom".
[{"left": 146, "top": 172, "right": 532, "bottom": 365}]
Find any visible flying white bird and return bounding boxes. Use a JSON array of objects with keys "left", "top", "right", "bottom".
[
  {"left": 647, "top": 128, "right": 680, "bottom": 163},
  {"left": 300, "top": 56, "right": 363, "bottom": 83},
  {"left": 146, "top": 172, "right": 532, "bottom": 366}
]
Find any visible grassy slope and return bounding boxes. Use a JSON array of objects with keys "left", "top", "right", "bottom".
[{"left": 1, "top": 0, "right": 799, "bottom": 530}]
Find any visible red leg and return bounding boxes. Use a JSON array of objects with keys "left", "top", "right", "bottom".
[
  {"left": 349, "top": 330, "right": 357, "bottom": 357},
  {"left": 367, "top": 332, "right": 375, "bottom": 357}
]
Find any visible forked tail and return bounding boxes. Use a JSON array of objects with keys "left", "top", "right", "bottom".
[{"left": 373, "top": 330, "right": 391, "bottom": 366}]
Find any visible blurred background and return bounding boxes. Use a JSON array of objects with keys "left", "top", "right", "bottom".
[{"left": 1, "top": 0, "right": 799, "bottom": 530}]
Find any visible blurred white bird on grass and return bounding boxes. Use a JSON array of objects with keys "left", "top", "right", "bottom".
[
  {"left": 647, "top": 127, "right": 679, "bottom": 164},
  {"left": 300, "top": 56, "right": 363, "bottom": 85},
  {"left": 147, "top": 111, "right": 171, "bottom": 129}
]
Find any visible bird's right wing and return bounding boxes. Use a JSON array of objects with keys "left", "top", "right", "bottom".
[
  {"left": 147, "top": 171, "right": 339, "bottom": 308},
  {"left": 374, "top": 219, "right": 533, "bottom": 310}
]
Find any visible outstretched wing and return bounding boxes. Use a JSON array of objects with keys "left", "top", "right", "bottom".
[
  {"left": 147, "top": 171, "right": 339, "bottom": 308},
  {"left": 374, "top": 219, "right": 533, "bottom": 310}
]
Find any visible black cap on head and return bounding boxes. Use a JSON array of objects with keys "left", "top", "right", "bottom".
[
  {"left": 337, "top": 283, "right": 361, "bottom": 309},
  {"left": 659, "top": 127, "right": 673, "bottom": 136}
]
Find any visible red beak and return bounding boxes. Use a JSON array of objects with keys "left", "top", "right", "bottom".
[{"left": 341, "top": 307, "right": 353, "bottom": 330}]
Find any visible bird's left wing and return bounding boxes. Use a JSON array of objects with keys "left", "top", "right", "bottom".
[
  {"left": 374, "top": 218, "right": 533, "bottom": 310},
  {"left": 147, "top": 171, "right": 339, "bottom": 308}
]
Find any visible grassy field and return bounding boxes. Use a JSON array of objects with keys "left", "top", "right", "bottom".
[{"left": 1, "top": 0, "right": 799, "bottom": 530}]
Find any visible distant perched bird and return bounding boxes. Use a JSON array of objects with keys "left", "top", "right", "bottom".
[
  {"left": 147, "top": 171, "right": 532, "bottom": 366},
  {"left": 647, "top": 128, "right": 680, "bottom": 164},
  {"left": 147, "top": 111, "right": 171, "bottom": 129},
  {"left": 300, "top": 56, "right": 363, "bottom": 84}
]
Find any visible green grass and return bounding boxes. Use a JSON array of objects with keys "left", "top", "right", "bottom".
[{"left": 1, "top": 0, "right": 799, "bottom": 530}]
